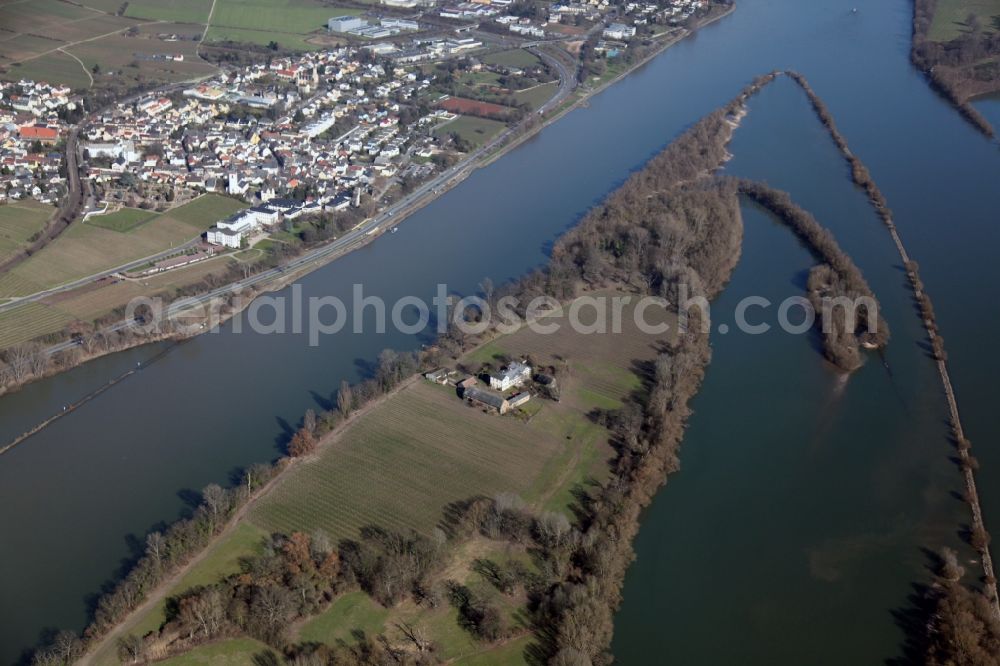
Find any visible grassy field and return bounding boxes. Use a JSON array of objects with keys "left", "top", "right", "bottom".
[
  {"left": 0, "top": 0, "right": 360, "bottom": 84},
  {"left": 123, "top": 0, "right": 213, "bottom": 23},
  {"left": 454, "top": 636, "right": 533, "bottom": 665},
  {"left": 87, "top": 208, "right": 158, "bottom": 233},
  {"left": 0, "top": 0, "right": 138, "bottom": 87},
  {"left": 204, "top": 0, "right": 360, "bottom": 49},
  {"left": 212, "top": 0, "right": 355, "bottom": 33},
  {"left": 0, "top": 253, "right": 235, "bottom": 348},
  {"left": 158, "top": 638, "right": 278, "bottom": 665},
  {"left": 0, "top": 51, "right": 93, "bottom": 89},
  {"left": 433, "top": 116, "right": 507, "bottom": 148},
  {"left": 480, "top": 49, "right": 541, "bottom": 69},
  {"left": 204, "top": 25, "right": 317, "bottom": 50},
  {"left": 0, "top": 198, "right": 242, "bottom": 350},
  {"left": 161, "top": 194, "right": 245, "bottom": 227},
  {"left": 250, "top": 292, "right": 668, "bottom": 541},
  {"left": 0, "top": 0, "right": 221, "bottom": 89},
  {"left": 90, "top": 523, "right": 268, "bottom": 666},
  {"left": 40, "top": 256, "right": 230, "bottom": 321},
  {"left": 0, "top": 0, "right": 101, "bottom": 34},
  {"left": 297, "top": 591, "right": 392, "bottom": 646},
  {"left": 512, "top": 81, "right": 558, "bottom": 110},
  {"left": 294, "top": 538, "right": 535, "bottom": 663},
  {"left": 68, "top": 31, "right": 217, "bottom": 84},
  {"left": 43, "top": 280, "right": 148, "bottom": 320},
  {"left": 0, "top": 195, "right": 242, "bottom": 298},
  {"left": 37, "top": 14, "right": 136, "bottom": 43},
  {"left": 0, "top": 33, "right": 64, "bottom": 61},
  {"left": 0, "top": 201, "right": 52, "bottom": 264},
  {"left": 929, "top": 0, "right": 1000, "bottom": 41},
  {"left": 79, "top": 0, "right": 133, "bottom": 13}
]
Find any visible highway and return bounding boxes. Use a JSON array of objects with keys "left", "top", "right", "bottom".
[{"left": 529, "top": 45, "right": 577, "bottom": 115}]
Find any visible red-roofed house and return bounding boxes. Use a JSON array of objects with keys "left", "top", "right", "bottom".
[{"left": 19, "top": 124, "right": 59, "bottom": 143}]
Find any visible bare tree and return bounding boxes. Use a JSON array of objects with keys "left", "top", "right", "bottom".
[
  {"left": 479, "top": 276, "right": 495, "bottom": 311},
  {"left": 146, "top": 531, "right": 166, "bottom": 572},
  {"left": 178, "top": 588, "right": 226, "bottom": 639},
  {"left": 396, "top": 621, "right": 431, "bottom": 652},
  {"left": 41, "top": 630, "right": 83, "bottom": 664},
  {"left": 116, "top": 634, "right": 145, "bottom": 664},
  {"left": 202, "top": 484, "right": 228, "bottom": 532},
  {"left": 337, "top": 380, "right": 353, "bottom": 418},
  {"left": 244, "top": 462, "right": 271, "bottom": 497},
  {"left": 249, "top": 585, "right": 295, "bottom": 642},
  {"left": 5, "top": 344, "right": 34, "bottom": 383}
]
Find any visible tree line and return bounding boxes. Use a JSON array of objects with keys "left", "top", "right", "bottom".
[
  {"left": 910, "top": 0, "right": 997, "bottom": 137},
  {"left": 109, "top": 528, "right": 445, "bottom": 663},
  {"left": 736, "top": 179, "right": 889, "bottom": 371},
  {"left": 30, "top": 349, "right": 424, "bottom": 664},
  {"left": 788, "top": 69, "right": 1000, "bottom": 658},
  {"left": 31, "top": 465, "right": 281, "bottom": 665},
  {"left": 924, "top": 547, "right": 1000, "bottom": 665}
]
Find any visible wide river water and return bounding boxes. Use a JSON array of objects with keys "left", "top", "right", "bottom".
[{"left": 3, "top": 0, "right": 1000, "bottom": 662}]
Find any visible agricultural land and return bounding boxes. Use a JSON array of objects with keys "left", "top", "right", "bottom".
[
  {"left": 88, "top": 293, "right": 675, "bottom": 665},
  {"left": 0, "top": 0, "right": 365, "bottom": 91},
  {"left": 0, "top": 200, "right": 53, "bottom": 264},
  {"left": 0, "top": 194, "right": 244, "bottom": 348}
]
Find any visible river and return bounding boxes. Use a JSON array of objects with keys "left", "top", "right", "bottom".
[{"left": 2, "top": 0, "right": 1000, "bottom": 662}]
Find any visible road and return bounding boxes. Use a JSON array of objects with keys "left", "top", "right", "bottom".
[
  {"left": 0, "top": 237, "right": 203, "bottom": 314},
  {"left": 529, "top": 46, "right": 577, "bottom": 115}
]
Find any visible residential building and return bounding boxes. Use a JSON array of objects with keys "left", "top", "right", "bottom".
[
  {"left": 489, "top": 361, "right": 531, "bottom": 391},
  {"left": 603, "top": 22, "right": 637, "bottom": 39},
  {"left": 19, "top": 124, "right": 59, "bottom": 143}
]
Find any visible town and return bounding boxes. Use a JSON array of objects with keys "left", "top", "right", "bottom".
[
  {"left": 2, "top": 0, "right": 715, "bottom": 255},
  {"left": 0, "top": 0, "right": 728, "bottom": 371}
]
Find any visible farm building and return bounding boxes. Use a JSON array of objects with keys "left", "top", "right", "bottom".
[
  {"left": 424, "top": 368, "right": 449, "bottom": 384},
  {"left": 489, "top": 361, "right": 531, "bottom": 391},
  {"left": 457, "top": 376, "right": 478, "bottom": 389},
  {"left": 463, "top": 386, "right": 509, "bottom": 414},
  {"left": 508, "top": 392, "right": 531, "bottom": 408}
]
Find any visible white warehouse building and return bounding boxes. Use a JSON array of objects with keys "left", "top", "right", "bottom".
[{"left": 328, "top": 15, "right": 368, "bottom": 32}]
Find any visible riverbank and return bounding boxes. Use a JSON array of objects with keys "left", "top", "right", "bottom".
[
  {"left": 910, "top": 0, "right": 999, "bottom": 138},
  {"left": 78, "top": 290, "right": 657, "bottom": 663},
  {"left": 8, "top": 1, "right": 1000, "bottom": 664},
  {"left": 67, "top": 70, "right": 773, "bottom": 666},
  {"left": 80, "top": 372, "right": 423, "bottom": 666},
  {"left": 25, "top": 63, "right": 1000, "bottom": 664},
  {"left": 0, "top": 3, "right": 738, "bottom": 403}
]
